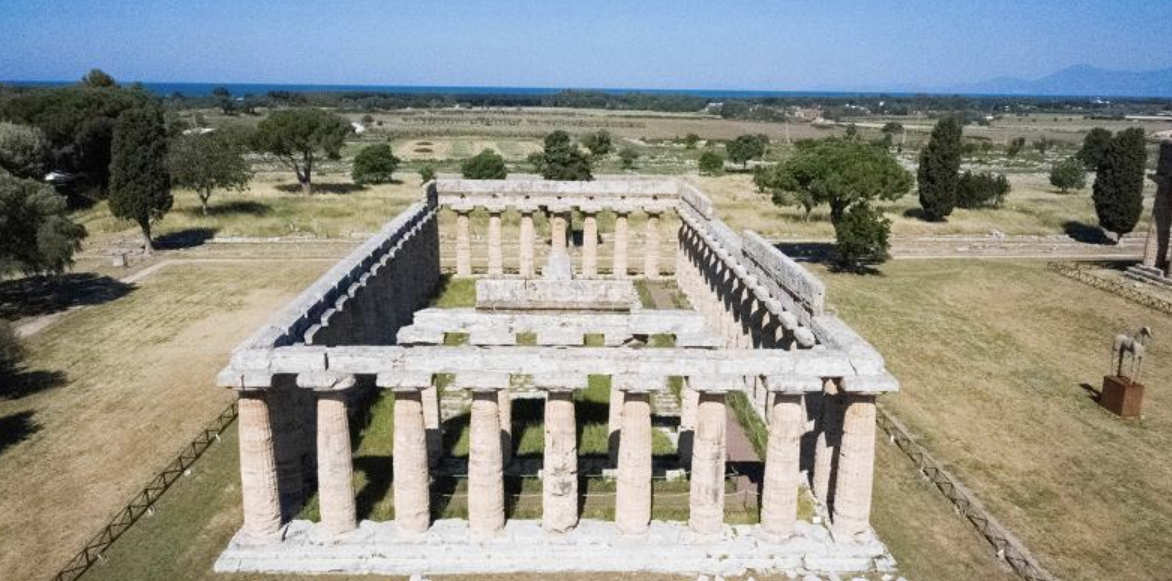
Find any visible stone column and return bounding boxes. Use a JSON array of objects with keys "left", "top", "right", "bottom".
[
  {"left": 613, "top": 211, "right": 630, "bottom": 279},
  {"left": 455, "top": 210, "right": 472, "bottom": 277},
  {"left": 469, "top": 389, "right": 505, "bottom": 535},
  {"left": 519, "top": 209, "right": 536, "bottom": 277},
  {"left": 422, "top": 384, "right": 442, "bottom": 468},
  {"left": 812, "top": 379, "right": 845, "bottom": 504},
  {"left": 678, "top": 384, "right": 700, "bottom": 469},
  {"left": 761, "top": 394, "right": 803, "bottom": 540},
  {"left": 607, "top": 382, "right": 625, "bottom": 466},
  {"left": 1142, "top": 143, "right": 1171, "bottom": 274},
  {"left": 550, "top": 211, "right": 568, "bottom": 253},
  {"left": 543, "top": 390, "right": 579, "bottom": 533},
  {"left": 238, "top": 390, "right": 283, "bottom": 541},
  {"left": 644, "top": 211, "right": 661, "bottom": 279},
  {"left": 582, "top": 211, "right": 599, "bottom": 277},
  {"left": 832, "top": 394, "right": 877, "bottom": 539},
  {"left": 688, "top": 392, "right": 727, "bottom": 534},
  {"left": 615, "top": 391, "right": 652, "bottom": 535},
  {"left": 487, "top": 210, "right": 503, "bottom": 276},
  {"left": 499, "top": 387, "right": 513, "bottom": 466},
  {"left": 393, "top": 389, "right": 431, "bottom": 533},
  {"left": 316, "top": 391, "right": 357, "bottom": 535}
]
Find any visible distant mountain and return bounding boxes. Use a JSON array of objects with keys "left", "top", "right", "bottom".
[{"left": 949, "top": 64, "right": 1172, "bottom": 98}]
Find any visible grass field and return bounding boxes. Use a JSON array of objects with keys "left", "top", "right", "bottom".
[
  {"left": 819, "top": 260, "right": 1172, "bottom": 581},
  {"left": 0, "top": 261, "right": 328, "bottom": 581}
]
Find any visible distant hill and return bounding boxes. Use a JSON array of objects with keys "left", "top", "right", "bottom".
[{"left": 949, "top": 64, "right": 1172, "bottom": 98}]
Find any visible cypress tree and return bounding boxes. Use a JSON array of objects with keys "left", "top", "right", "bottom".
[
  {"left": 917, "top": 117, "right": 963, "bottom": 221},
  {"left": 108, "top": 106, "right": 172, "bottom": 250},
  {"left": 1079, "top": 127, "right": 1114, "bottom": 170},
  {"left": 1092, "top": 128, "right": 1147, "bottom": 241}
]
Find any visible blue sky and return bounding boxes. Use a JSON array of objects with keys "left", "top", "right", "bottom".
[{"left": 2, "top": 0, "right": 1170, "bottom": 90}]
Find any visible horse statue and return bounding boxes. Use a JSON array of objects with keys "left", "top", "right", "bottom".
[{"left": 1112, "top": 326, "right": 1153, "bottom": 382}]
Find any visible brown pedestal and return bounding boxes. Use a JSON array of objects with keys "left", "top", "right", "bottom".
[{"left": 1100, "top": 375, "right": 1145, "bottom": 418}]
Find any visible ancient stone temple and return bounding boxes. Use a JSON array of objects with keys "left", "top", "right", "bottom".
[
  {"left": 214, "top": 178, "right": 900, "bottom": 576},
  {"left": 1129, "top": 140, "right": 1172, "bottom": 287}
]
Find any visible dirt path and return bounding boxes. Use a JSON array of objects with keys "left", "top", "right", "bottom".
[{"left": 775, "top": 233, "right": 1146, "bottom": 261}]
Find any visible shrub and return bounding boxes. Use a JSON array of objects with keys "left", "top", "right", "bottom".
[
  {"left": 698, "top": 151, "right": 725, "bottom": 176},
  {"left": 834, "top": 203, "right": 891, "bottom": 269},
  {"left": 1049, "top": 157, "right": 1087, "bottom": 193},
  {"left": 684, "top": 133, "right": 701, "bottom": 149},
  {"left": 351, "top": 144, "right": 401, "bottom": 185},
  {"left": 461, "top": 149, "right": 508, "bottom": 180},
  {"left": 618, "top": 146, "right": 639, "bottom": 169},
  {"left": 418, "top": 165, "right": 436, "bottom": 184},
  {"left": 580, "top": 130, "right": 613, "bottom": 158},
  {"left": 539, "top": 130, "right": 593, "bottom": 181},
  {"left": 956, "top": 171, "right": 1011, "bottom": 208}
]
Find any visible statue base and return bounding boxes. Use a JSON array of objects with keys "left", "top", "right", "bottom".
[{"left": 1100, "top": 375, "right": 1145, "bottom": 418}]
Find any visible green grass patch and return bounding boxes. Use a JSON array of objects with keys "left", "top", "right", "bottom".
[
  {"left": 429, "top": 275, "right": 476, "bottom": 308},
  {"left": 727, "top": 391, "right": 768, "bottom": 461}
]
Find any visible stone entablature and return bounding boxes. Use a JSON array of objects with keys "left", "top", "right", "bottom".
[{"left": 437, "top": 178, "right": 679, "bottom": 215}]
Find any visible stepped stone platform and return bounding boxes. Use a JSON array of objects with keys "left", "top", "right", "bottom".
[{"left": 214, "top": 519, "right": 894, "bottom": 577}]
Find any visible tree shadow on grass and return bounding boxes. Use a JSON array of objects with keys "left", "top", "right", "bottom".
[
  {"left": 275, "top": 183, "right": 367, "bottom": 195},
  {"left": 353, "top": 455, "right": 392, "bottom": 520},
  {"left": 154, "top": 227, "right": 219, "bottom": 250},
  {"left": 0, "top": 273, "right": 135, "bottom": 319},
  {"left": 1063, "top": 221, "right": 1112, "bottom": 245},
  {"left": 187, "top": 200, "right": 272, "bottom": 217},
  {"left": 1, "top": 368, "right": 68, "bottom": 400},
  {"left": 0, "top": 411, "right": 40, "bottom": 455}
]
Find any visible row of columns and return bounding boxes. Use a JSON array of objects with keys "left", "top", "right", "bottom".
[
  {"left": 237, "top": 373, "right": 873, "bottom": 543},
  {"left": 451, "top": 206, "right": 664, "bottom": 278}
]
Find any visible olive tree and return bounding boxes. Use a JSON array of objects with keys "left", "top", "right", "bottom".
[
  {"left": 169, "top": 130, "right": 252, "bottom": 215},
  {"left": 252, "top": 109, "right": 351, "bottom": 194},
  {"left": 0, "top": 173, "right": 87, "bottom": 275}
]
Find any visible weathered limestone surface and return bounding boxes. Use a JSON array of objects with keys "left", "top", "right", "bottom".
[
  {"left": 607, "top": 383, "right": 624, "bottom": 465},
  {"left": 543, "top": 391, "right": 579, "bottom": 533},
  {"left": 499, "top": 387, "right": 513, "bottom": 466},
  {"left": 761, "top": 394, "right": 803, "bottom": 540},
  {"left": 615, "top": 392, "right": 652, "bottom": 535},
  {"left": 316, "top": 393, "right": 357, "bottom": 535},
  {"left": 551, "top": 213, "right": 568, "bottom": 253},
  {"left": 645, "top": 212, "right": 661, "bottom": 278},
  {"left": 487, "top": 212, "right": 503, "bottom": 276},
  {"left": 582, "top": 213, "right": 599, "bottom": 277},
  {"left": 238, "top": 392, "right": 283, "bottom": 541},
  {"left": 689, "top": 392, "right": 727, "bottom": 534},
  {"left": 475, "top": 279, "right": 639, "bottom": 312},
  {"left": 422, "top": 385, "right": 442, "bottom": 467},
  {"left": 613, "top": 213, "right": 629, "bottom": 278},
  {"left": 812, "top": 381, "right": 845, "bottom": 504},
  {"left": 469, "top": 391, "right": 505, "bottom": 535},
  {"left": 678, "top": 385, "right": 700, "bottom": 468},
  {"left": 393, "top": 390, "right": 430, "bottom": 533},
  {"left": 831, "top": 395, "right": 877, "bottom": 539},
  {"left": 519, "top": 211, "right": 535, "bottom": 277},
  {"left": 456, "top": 212, "right": 472, "bottom": 277}
]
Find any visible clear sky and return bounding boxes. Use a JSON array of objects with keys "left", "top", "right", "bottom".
[{"left": 2, "top": 0, "right": 1170, "bottom": 90}]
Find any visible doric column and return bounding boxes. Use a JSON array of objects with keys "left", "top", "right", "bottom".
[
  {"left": 550, "top": 210, "right": 568, "bottom": 254},
  {"left": 487, "top": 208, "right": 503, "bottom": 276},
  {"left": 499, "top": 387, "right": 513, "bottom": 466},
  {"left": 607, "top": 382, "right": 625, "bottom": 466},
  {"left": 543, "top": 388, "right": 579, "bottom": 532},
  {"left": 393, "top": 388, "right": 431, "bottom": 533},
  {"left": 761, "top": 393, "right": 803, "bottom": 540},
  {"left": 613, "top": 211, "right": 630, "bottom": 279},
  {"left": 678, "top": 382, "right": 700, "bottom": 469},
  {"left": 237, "top": 389, "right": 283, "bottom": 541},
  {"left": 832, "top": 394, "right": 877, "bottom": 539},
  {"left": 519, "top": 208, "right": 536, "bottom": 277},
  {"left": 468, "top": 386, "right": 506, "bottom": 535},
  {"left": 302, "top": 372, "right": 358, "bottom": 536},
  {"left": 615, "top": 379, "right": 654, "bottom": 535},
  {"left": 812, "top": 379, "right": 845, "bottom": 504},
  {"left": 688, "top": 391, "right": 727, "bottom": 534},
  {"left": 644, "top": 211, "right": 661, "bottom": 279},
  {"left": 422, "top": 384, "right": 442, "bottom": 468},
  {"left": 582, "top": 210, "right": 599, "bottom": 277},
  {"left": 455, "top": 209, "right": 472, "bottom": 277}
]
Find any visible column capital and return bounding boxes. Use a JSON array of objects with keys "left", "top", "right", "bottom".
[
  {"left": 484, "top": 202, "right": 507, "bottom": 214},
  {"left": 533, "top": 373, "right": 588, "bottom": 391},
  {"left": 613, "top": 373, "right": 667, "bottom": 393},
  {"left": 579, "top": 202, "right": 602, "bottom": 215},
  {"left": 517, "top": 203, "right": 540, "bottom": 215},
  {"left": 376, "top": 371, "right": 433, "bottom": 392},
  {"left": 450, "top": 202, "right": 474, "bottom": 214},
  {"left": 297, "top": 372, "right": 356, "bottom": 392},
  {"left": 687, "top": 374, "right": 741, "bottom": 394},
  {"left": 764, "top": 374, "right": 823, "bottom": 394},
  {"left": 455, "top": 372, "right": 510, "bottom": 392}
]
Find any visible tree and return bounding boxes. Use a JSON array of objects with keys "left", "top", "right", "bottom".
[
  {"left": 1049, "top": 157, "right": 1087, "bottom": 193},
  {"left": 0, "top": 122, "right": 49, "bottom": 179},
  {"left": 834, "top": 202, "right": 891, "bottom": 270},
  {"left": 956, "top": 171, "right": 1011, "bottom": 208},
  {"left": 252, "top": 109, "right": 351, "bottom": 194},
  {"left": 766, "top": 138, "right": 912, "bottom": 223},
  {"left": 844, "top": 124, "right": 859, "bottom": 141},
  {"left": 461, "top": 149, "right": 508, "bottom": 179},
  {"left": 726, "top": 134, "right": 766, "bottom": 168},
  {"left": 108, "top": 106, "right": 172, "bottom": 250},
  {"left": 1093, "top": 128, "right": 1147, "bottom": 241},
  {"left": 698, "top": 151, "right": 725, "bottom": 176},
  {"left": 0, "top": 173, "right": 87, "bottom": 275},
  {"left": 1078, "top": 127, "right": 1113, "bottom": 170},
  {"left": 618, "top": 146, "right": 639, "bottom": 169},
  {"left": 211, "top": 86, "right": 235, "bottom": 115},
  {"left": 539, "top": 130, "right": 593, "bottom": 181},
  {"left": 351, "top": 144, "right": 400, "bottom": 185},
  {"left": 880, "top": 122, "right": 903, "bottom": 148},
  {"left": 1006, "top": 137, "right": 1026, "bottom": 159},
  {"left": 168, "top": 130, "right": 252, "bottom": 215},
  {"left": 580, "top": 130, "right": 613, "bottom": 158},
  {"left": 684, "top": 133, "right": 701, "bottom": 149},
  {"left": 419, "top": 165, "right": 436, "bottom": 184},
  {"left": 80, "top": 69, "right": 117, "bottom": 88},
  {"left": 917, "top": 117, "right": 963, "bottom": 221}
]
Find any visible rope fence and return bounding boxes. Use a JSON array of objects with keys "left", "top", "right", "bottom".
[
  {"left": 49, "top": 402, "right": 239, "bottom": 581},
  {"left": 1047, "top": 261, "right": 1172, "bottom": 315},
  {"left": 876, "top": 405, "right": 1060, "bottom": 581}
]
